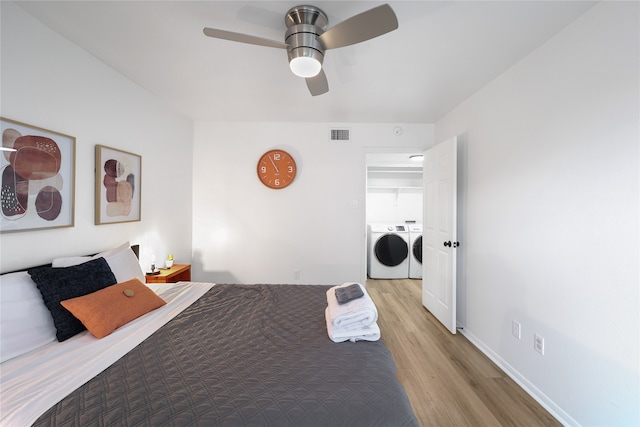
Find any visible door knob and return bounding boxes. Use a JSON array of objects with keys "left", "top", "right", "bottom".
[
  {"left": 453, "top": 242, "right": 460, "bottom": 248},
  {"left": 444, "top": 241, "right": 451, "bottom": 247}
]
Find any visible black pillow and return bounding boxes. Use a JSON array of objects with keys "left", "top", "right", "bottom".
[{"left": 28, "top": 257, "right": 117, "bottom": 342}]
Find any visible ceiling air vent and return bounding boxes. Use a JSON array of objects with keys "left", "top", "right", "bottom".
[{"left": 330, "top": 128, "right": 350, "bottom": 142}]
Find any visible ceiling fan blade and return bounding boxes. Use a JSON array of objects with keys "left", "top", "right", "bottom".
[
  {"left": 318, "top": 4, "right": 398, "bottom": 50},
  {"left": 306, "top": 69, "right": 329, "bottom": 96},
  {"left": 203, "top": 27, "right": 288, "bottom": 49}
]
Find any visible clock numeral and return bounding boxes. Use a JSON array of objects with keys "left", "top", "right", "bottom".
[
  {"left": 288, "top": 166, "right": 294, "bottom": 173},
  {"left": 274, "top": 153, "right": 281, "bottom": 160},
  {"left": 275, "top": 179, "right": 280, "bottom": 186},
  {"left": 260, "top": 166, "right": 267, "bottom": 173}
]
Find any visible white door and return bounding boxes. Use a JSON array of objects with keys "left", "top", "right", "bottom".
[{"left": 422, "top": 137, "right": 457, "bottom": 334}]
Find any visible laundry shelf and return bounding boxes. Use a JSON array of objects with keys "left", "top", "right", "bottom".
[
  {"left": 367, "top": 186, "right": 422, "bottom": 192},
  {"left": 367, "top": 186, "right": 422, "bottom": 205},
  {"left": 367, "top": 166, "right": 422, "bottom": 190}
]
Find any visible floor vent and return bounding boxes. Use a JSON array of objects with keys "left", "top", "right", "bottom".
[{"left": 330, "top": 128, "right": 350, "bottom": 142}]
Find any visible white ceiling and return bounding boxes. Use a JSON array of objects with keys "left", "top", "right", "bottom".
[{"left": 15, "top": 1, "right": 595, "bottom": 124}]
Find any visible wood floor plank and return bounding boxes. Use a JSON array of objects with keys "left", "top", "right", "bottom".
[{"left": 366, "top": 279, "right": 561, "bottom": 427}]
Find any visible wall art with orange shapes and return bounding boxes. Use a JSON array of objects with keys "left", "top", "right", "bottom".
[
  {"left": 1, "top": 118, "right": 76, "bottom": 233},
  {"left": 95, "top": 145, "right": 141, "bottom": 225}
]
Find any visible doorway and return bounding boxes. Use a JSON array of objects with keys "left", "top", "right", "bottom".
[{"left": 364, "top": 151, "right": 423, "bottom": 281}]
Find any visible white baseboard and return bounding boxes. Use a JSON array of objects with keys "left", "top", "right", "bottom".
[{"left": 456, "top": 325, "right": 580, "bottom": 427}]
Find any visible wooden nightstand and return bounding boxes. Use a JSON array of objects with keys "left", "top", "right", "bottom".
[{"left": 145, "top": 264, "right": 191, "bottom": 284}]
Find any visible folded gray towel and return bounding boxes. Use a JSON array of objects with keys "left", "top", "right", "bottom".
[{"left": 335, "top": 283, "right": 364, "bottom": 305}]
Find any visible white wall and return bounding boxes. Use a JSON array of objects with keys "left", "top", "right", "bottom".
[
  {"left": 192, "top": 122, "right": 432, "bottom": 285},
  {"left": 436, "top": 2, "right": 639, "bottom": 426},
  {"left": 366, "top": 189, "right": 422, "bottom": 224},
  {"left": 0, "top": 2, "right": 194, "bottom": 272}
]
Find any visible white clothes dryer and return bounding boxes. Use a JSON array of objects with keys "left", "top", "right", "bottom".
[
  {"left": 367, "top": 224, "right": 409, "bottom": 279},
  {"left": 408, "top": 224, "right": 423, "bottom": 279}
]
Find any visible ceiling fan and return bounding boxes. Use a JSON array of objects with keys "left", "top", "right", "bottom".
[{"left": 203, "top": 4, "right": 398, "bottom": 96}]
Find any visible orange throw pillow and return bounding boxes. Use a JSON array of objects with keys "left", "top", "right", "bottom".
[{"left": 60, "top": 278, "right": 166, "bottom": 338}]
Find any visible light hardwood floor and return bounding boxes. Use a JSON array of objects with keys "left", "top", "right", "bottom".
[{"left": 366, "top": 278, "right": 561, "bottom": 427}]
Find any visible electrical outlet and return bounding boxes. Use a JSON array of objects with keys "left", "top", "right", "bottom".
[
  {"left": 534, "top": 333, "right": 545, "bottom": 355},
  {"left": 512, "top": 320, "right": 521, "bottom": 339}
]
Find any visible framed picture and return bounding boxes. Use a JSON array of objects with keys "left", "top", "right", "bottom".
[
  {"left": 95, "top": 145, "right": 141, "bottom": 225},
  {"left": 0, "top": 117, "right": 76, "bottom": 233}
]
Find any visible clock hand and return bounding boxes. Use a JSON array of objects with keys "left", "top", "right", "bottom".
[{"left": 268, "top": 156, "right": 280, "bottom": 173}]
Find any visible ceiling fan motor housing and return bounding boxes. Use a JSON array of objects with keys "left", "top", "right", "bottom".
[
  {"left": 285, "top": 6, "right": 328, "bottom": 69},
  {"left": 285, "top": 5, "right": 328, "bottom": 28}
]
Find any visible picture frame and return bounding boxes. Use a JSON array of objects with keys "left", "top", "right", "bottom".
[
  {"left": 0, "top": 117, "right": 76, "bottom": 233},
  {"left": 95, "top": 144, "right": 141, "bottom": 225}
]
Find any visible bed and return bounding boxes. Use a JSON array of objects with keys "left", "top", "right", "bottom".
[{"left": 1, "top": 243, "right": 418, "bottom": 426}]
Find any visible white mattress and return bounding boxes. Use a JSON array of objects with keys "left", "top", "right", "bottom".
[{"left": 0, "top": 281, "right": 215, "bottom": 427}]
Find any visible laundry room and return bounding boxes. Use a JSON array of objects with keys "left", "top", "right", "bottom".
[{"left": 366, "top": 153, "right": 423, "bottom": 280}]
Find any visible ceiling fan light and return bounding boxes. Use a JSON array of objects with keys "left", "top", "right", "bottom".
[{"left": 289, "top": 56, "right": 322, "bottom": 78}]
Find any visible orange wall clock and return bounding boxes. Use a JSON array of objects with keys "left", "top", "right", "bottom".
[{"left": 257, "top": 149, "right": 297, "bottom": 189}]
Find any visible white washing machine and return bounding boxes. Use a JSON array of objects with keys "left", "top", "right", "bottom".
[
  {"left": 408, "top": 224, "right": 423, "bottom": 279},
  {"left": 367, "top": 224, "right": 410, "bottom": 279}
]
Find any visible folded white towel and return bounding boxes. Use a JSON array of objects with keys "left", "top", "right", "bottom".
[
  {"left": 326, "top": 283, "right": 378, "bottom": 330},
  {"left": 325, "top": 307, "right": 381, "bottom": 343}
]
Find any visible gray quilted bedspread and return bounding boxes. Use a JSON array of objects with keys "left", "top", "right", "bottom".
[{"left": 33, "top": 284, "right": 418, "bottom": 426}]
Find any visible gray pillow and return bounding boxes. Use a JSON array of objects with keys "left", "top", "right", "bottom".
[{"left": 28, "top": 257, "right": 117, "bottom": 341}]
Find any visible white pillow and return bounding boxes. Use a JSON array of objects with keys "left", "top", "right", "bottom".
[
  {"left": 0, "top": 271, "right": 57, "bottom": 363},
  {"left": 52, "top": 242, "right": 144, "bottom": 283},
  {"left": 51, "top": 256, "right": 91, "bottom": 267},
  {"left": 102, "top": 243, "right": 145, "bottom": 283}
]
